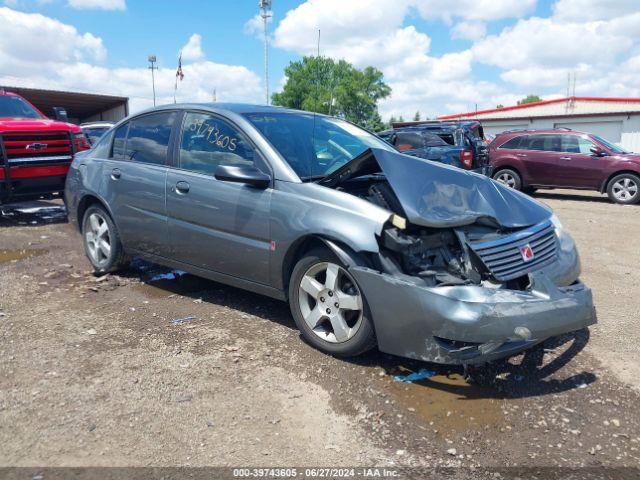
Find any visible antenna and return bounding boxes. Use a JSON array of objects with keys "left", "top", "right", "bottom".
[{"left": 259, "top": 0, "right": 272, "bottom": 105}]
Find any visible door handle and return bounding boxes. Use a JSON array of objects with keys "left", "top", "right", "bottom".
[
  {"left": 516, "top": 153, "right": 527, "bottom": 157},
  {"left": 560, "top": 156, "right": 571, "bottom": 160},
  {"left": 175, "top": 181, "right": 190, "bottom": 194},
  {"left": 111, "top": 168, "right": 121, "bottom": 180}
]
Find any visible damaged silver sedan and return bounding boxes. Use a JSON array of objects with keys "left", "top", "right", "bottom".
[{"left": 65, "top": 104, "right": 596, "bottom": 364}]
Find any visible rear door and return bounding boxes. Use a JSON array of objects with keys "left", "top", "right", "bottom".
[
  {"left": 518, "top": 134, "right": 563, "bottom": 186},
  {"left": 102, "top": 111, "right": 177, "bottom": 256},
  {"left": 165, "top": 111, "right": 272, "bottom": 284},
  {"left": 554, "top": 134, "right": 605, "bottom": 188}
]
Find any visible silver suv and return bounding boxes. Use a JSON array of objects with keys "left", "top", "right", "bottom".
[{"left": 65, "top": 104, "right": 595, "bottom": 364}]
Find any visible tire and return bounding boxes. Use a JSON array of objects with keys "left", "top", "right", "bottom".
[
  {"left": 288, "top": 248, "right": 376, "bottom": 357},
  {"left": 493, "top": 168, "right": 522, "bottom": 190},
  {"left": 82, "top": 204, "right": 129, "bottom": 274},
  {"left": 606, "top": 173, "right": 640, "bottom": 205}
]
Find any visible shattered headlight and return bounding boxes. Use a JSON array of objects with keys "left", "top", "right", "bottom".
[{"left": 550, "top": 214, "right": 563, "bottom": 236}]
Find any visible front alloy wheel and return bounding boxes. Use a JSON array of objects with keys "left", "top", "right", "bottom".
[
  {"left": 608, "top": 174, "right": 639, "bottom": 204},
  {"left": 289, "top": 249, "right": 376, "bottom": 357},
  {"left": 298, "top": 262, "right": 363, "bottom": 343}
]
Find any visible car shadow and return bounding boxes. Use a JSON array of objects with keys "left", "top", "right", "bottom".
[
  {"left": 119, "top": 260, "right": 596, "bottom": 400},
  {"left": 0, "top": 200, "right": 69, "bottom": 228},
  {"left": 532, "top": 191, "right": 611, "bottom": 204},
  {"left": 349, "top": 328, "right": 596, "bottom": 400}
]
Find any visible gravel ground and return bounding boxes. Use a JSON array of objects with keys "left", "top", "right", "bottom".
[{"left": 1, "top": 192, "right": 639, "bottom": 471}]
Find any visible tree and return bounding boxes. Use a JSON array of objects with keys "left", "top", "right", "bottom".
[
  {"left": 413, "top": 111, "right": 421, "bottom": 121},
  {"left": 496, "top": 104, "right": 504, "bottom": 108},
  {"left": 517, "top": 95, "right": 542, "bottom": 105},
  {"left": 272, "top": 56, "right": 391, "bottom": 131}
]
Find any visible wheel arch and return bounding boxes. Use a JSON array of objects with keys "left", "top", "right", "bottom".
[
  {"left": 76, "top": 193, "right": 116, "bottom": 232},
  {"left": 600, "top": 169, "right": 640, "bottom": 193},
  {"left": 281, "top": 234, "right": 372, "bottom": 300}
]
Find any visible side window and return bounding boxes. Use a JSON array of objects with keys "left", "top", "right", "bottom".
[
  {"left": 92, "top": 129, "right": 114, "bottom": 158},
  {"left": 526, "top": 135, "right": 561, "bottom": 152},
  {"left": 124, "top": 112, "right": 176, "bottom": 165},
  {"left": 498, "top": 136, "right": 526, "bottom": 149},
  {"left": 179, "top": 112, "right": 255, "bottom": 175},
  {"left": 110, "top": 123, "right": 128, "bottom": 160},
  {"left": 577, "top": 136, "right": 596, "bottom": 154},
  {"left": 560, "top": 135, "right": 580, "bottom": 153},
  {"left": 395, "top": 132, "right": 424, "bottom": 152}
]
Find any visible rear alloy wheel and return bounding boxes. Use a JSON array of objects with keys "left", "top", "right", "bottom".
[
  {"left": 607, "top": 173, "right": 640, "bottom": 205},
  {"left": 82, "top": 205, "right": 128, "bottom": 273},
  {"left": 493, "top": 168, "right": 522, "bottom": 190},
  {"left": 289, "top": 249, "right": 376, "bottom": 356}
]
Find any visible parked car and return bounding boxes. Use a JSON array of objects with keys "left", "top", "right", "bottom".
[
  {"left": 378, "top": 120, "right": 490, "bottom": 174},
  {"left": 489, "top": 128, "right": 640, "bottom": 204},
  {"left": 0, "top": 89, "right": 90, "bottom": 204},
  {"left": 81, "top": 122, "right": 114, "bottom": 146},
  {"left": 65, "top": 104, "right": 595, "bottom": 364}
]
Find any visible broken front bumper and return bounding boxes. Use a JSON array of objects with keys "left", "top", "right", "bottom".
[{"left": 350, "top": 267, "right": 596, "bottom": 365}]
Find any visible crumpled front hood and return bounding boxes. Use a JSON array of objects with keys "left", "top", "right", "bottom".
[{"left": 323, "top": 148, "right": 551, "bottom": 229}]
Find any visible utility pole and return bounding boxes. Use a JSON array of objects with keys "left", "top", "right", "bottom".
[
  {"left": 259, "top": 0, "right": 272, "bottom": 105},
  {"left": 148, "top": 54, "right": 158, "bottom": 107}
]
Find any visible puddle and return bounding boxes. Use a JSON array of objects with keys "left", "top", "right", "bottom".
[
  {"left": 386, "top": 372, "right": 504, "bottom": 432},
  {"left": 0, "top": 248, "right": 48, "bottom": 264}
]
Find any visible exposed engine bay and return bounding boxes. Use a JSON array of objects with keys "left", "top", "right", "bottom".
[{"left": 335, "top": 175, "right": 543, "bottom": 290}]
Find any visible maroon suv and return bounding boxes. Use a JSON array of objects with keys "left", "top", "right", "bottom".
[{"left": 489, "top": 129, "right": 640, "bottom": 204}]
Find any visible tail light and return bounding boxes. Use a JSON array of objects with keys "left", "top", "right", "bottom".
[
  {"left": 460, "top": 149, "right": 474, "bottom": 169},
  {"left": 73, "top": 133, "right": 91, "bottom": 152}
]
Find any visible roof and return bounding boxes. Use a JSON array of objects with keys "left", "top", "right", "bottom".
[
  {"left": 1, "top": 85, "right": 128, "bottom": 120},
  {"left": 438, "top": 97, "right": 640, "bottom": 121},
  {"left": 392, "top": 119, "right": 479, "bottom": 129}
]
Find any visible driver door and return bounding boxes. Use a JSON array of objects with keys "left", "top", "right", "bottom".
[{"left": 165, "top": 111, "right": 272, "bottom": 285}]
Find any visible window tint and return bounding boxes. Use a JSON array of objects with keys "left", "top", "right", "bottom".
[
  {"left": 561, "top": 135, "right": 595, "bottom": 154},
  {"left": 424, "top": 132, "right": 448, "bottom": 147},
  {"left": 395, "top": 132, "right": 424, "bottom": 151},
  {"left": 179, "top": 112, "right": 255, "bottom": 175},
  {"left": 111, "top": 123, "right": 128, "bottom": 160},
  {"left": 525, "top": 134, "right": 562, "bottom": 152},
  {"left": 92, "top": 129, "right": 114, "bottom": 158},
  {"left": 124, "top": 112, "right": 176, "bottom": 165},
  {"left": 499, "top": 136, "right": 526, "bottom": 149}
]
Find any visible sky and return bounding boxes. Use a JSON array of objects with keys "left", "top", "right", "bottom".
[{"left": 1, "top": 0, "right": 640, "bottom": 120}]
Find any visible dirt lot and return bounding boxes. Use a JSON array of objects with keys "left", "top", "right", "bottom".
[{"left": 1, "top": 190, "right": 640, "bottom": 471}]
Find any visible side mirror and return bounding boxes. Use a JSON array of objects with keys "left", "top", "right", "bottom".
[
  {"left": 590, "top": 145, "right": 607, "bottom": 157},
  {"left": 214, "top": 164, "right": 271, "bottom": 189},
  {"left": 52, "top": 107, "right": 69, "bottom": 123}
]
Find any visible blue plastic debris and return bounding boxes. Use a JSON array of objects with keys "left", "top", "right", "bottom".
[
  {"left": 171, "top": 315, "right": 197, "bottom": 326},
  {"left": 393, "top": 368, "right": 436, "bottom": 383}
]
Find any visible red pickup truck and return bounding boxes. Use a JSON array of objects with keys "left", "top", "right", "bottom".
[{"left": 0, "top": 89, "right": 90, "bottom": 204}]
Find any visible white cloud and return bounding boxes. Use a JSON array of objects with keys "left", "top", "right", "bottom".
[
  {"left": 0, "top": 7, "right": 262, "bottom": 114},
  {"left": 414, "top": 0, "right": 536, "bottom": 23},
  {"left": 472, "top": 17, "right": 633, "bottom": 71},
  {"left": 450, "top": 21, "right": 486, "bottom": 41},
  {"left": 181, "top": 33, "right": 204, "bottom": 61},
  {"left": 552, "top": 0, "right": 639, "bottom": 21},
  {"left": 67, "top": 0, "right": 125, "bottom": 10}
]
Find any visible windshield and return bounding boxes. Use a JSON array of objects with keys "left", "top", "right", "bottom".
[
  {"left": 244, "top": 112, "right": 395, "bottom": 178},
  {"left": 593, "top": 135, "right": 628, "bottom": 154},
  {"left": 0, "top": 95, "right": 43, "bottom": 119}
]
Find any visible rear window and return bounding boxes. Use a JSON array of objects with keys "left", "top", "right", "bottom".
[
  {"left": 124, "top": 112, "right": 176, "bottom": 165},
  {"left": 498, "top": 135, "right": 527, "bottom": 149},
  {"left": 395, "top": 132, "right": 424, "bottom": 151}
]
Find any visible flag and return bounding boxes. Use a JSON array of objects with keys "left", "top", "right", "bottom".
[{"left": 176, "top": 53, "right": 184, "bottom": 81}]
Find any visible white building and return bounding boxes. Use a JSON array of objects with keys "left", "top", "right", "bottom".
[{"left": 438, "top": 97, "right": 640, "bottom": 152}]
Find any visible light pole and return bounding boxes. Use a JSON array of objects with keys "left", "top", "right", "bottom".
[
  {"left": 148, "top": 54, "right": 158, "bottom": 107},
  {"left": 259, "top": 0, "right": 272, "bottom": 105}
]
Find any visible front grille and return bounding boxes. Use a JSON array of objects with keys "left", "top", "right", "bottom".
[
  {"left": 2, "top": 131, "right": 72, "bottom": 164},
  {"left": 468, "top": 220, "right": 557, "bottom": 281}
]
